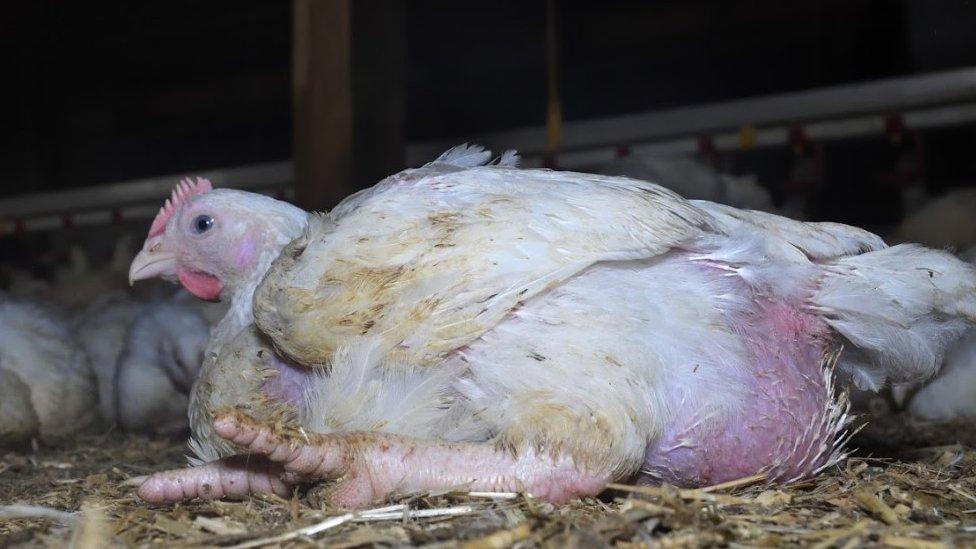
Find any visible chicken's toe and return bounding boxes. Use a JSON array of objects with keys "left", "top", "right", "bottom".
[
  {"left": 213, "top": 412, "right": 349, "bottom": 478},
  {"left": 137, "top": 455, "right": 292, "bottom": 504}
]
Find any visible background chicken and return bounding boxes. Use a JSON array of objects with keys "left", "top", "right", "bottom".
[
  {"left": 75, "top": 291, "right": 226, "bottom": 433},
  {"left": 74, "top": 289, "right": 226, "bottom": 428},
  {"left": 129, "top": 146, "right": 976, "bottom": 508},
  {"left": 49, "top": 236, "right": 135, "bottom": 311},
  {"left": 0, "top": 368, "right": 40, "bottom": 447},
  {"left": 73, "top": 292, "right": 148, "bottom": 423},
  {"left": 0, "top": 293, "right": 97, "bottom": 442},
  {"left": 600, "top": 154, "right": 775, "bottom": 211},
  {"left": 114, "top": 300, "right": 215, "bottom": 434},
  {"left": 890, "top": 188, "right": 976, "bottom": 251}
]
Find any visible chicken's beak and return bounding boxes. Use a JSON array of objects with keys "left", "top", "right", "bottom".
[{"left": 129, "top": 239, "right": 178, "bottom": 285}]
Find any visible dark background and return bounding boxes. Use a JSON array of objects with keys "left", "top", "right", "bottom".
[{"left": 4, "top": 0, "right": 976, "bottom": 226}]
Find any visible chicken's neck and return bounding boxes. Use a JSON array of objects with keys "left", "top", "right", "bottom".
[
  {"left": 223, "top": 278, "right": 261, "bottom": 334},
  {"left": 210, "top": 216, "right": 310, "bottom": 353}
]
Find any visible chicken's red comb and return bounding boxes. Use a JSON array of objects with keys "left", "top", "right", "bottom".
[{"left": 148, "top": 177, "right": 213, "bottom": 237}]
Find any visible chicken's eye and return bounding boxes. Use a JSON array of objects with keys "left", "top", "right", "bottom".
[{"left": 191, "top": 214, "right": 214, "bottom": 234}]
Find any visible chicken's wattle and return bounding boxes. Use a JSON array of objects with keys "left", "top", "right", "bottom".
[{"left": 177, "top": 269, "right": 223, "bottom": 301}]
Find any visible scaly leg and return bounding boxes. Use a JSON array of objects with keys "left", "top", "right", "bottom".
[{"left": 208, "top": 412, "right": 608, "bottom": 508}]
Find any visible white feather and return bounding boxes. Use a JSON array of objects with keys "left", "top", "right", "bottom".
[
  {"left": 813, "top": 244, "right": 976, "bottom": 389},
  {"left": 302, "top": 338, "right": 485, "bottom": 441},
  {"left": 0, "top": 295, "right": 97, "bottom": 440},
  {"left": 115, "top": 301, "right": 212, "bottom": 434},
  {"left": 430, "top": 143, "right": 493, "bottom": 168}
]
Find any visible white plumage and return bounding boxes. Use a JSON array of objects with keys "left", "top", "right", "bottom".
[
  {"left": 131, "top": 145, "right": 976, "bottom": 506},
  {"left": 0, "top": 368, "right": 40, "bottom": 446},
  {"left": 73, "top": 289, "right": 225, "bottom": 428},
  {"left": 600, "top": 154, "right": 775, "bottom": 211},
  {"left": 73, "top": 292, "right": 148, "bottom": 423},
  {"left": 115, "top": 300, "right": 214, "bottom": 434},
  {"left": 892, "top": 188, "right": 976, "bottom": 251},
  {"left": 908, "top": 329, "right": 976, "bottom": 421},
  {"left": 903, "top": 245, "right": 976, "bottom": 421},
  {"left": 0, "top": 294, "right": 97, "bottom": 441}
]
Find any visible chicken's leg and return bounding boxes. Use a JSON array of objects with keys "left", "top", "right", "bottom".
[
  {"left": 140, "top": 412, "right": 609, "bottom": 507},
  {"left": 214, "top": 412, "right": 609, "bottom": 508}
]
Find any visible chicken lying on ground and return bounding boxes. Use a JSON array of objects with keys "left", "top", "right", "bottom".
[
  {"left": 891, "top": 188, "right": 976, "bottom": 251},
  {"left": 74, "top": 293, "right": 148, "bottom": 423},
  {"left": 128, "top": 149, "right": 976, "bottom": 507},
  {"left": 0, "top": 368, "right": 40, "bottom": 447},
  {"left": 0, "top": 293, "right": 97, "bottom": 444},
  {"left": 75, "top": 290, "right": 226, "bottom": 430},
  {"left": 600, "top": 154, "right": 775, "bottom": 212},
  {"left": 114, "top": 299, "right": 214, "bottom": 434}
]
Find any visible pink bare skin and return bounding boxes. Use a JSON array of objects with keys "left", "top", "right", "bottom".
[
  {"left": 138, "top": 412, "right": 609, "bottom": 508},
  {"left": 643, "top": 296, "right": 841, "bottom": 486},
  {"left": 137, "top": 454, "right": 291, "bottom": 503}
]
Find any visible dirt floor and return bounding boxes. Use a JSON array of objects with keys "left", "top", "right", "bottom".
[{"left": 1, "top": 415, "right": 975, "bottom": 548}]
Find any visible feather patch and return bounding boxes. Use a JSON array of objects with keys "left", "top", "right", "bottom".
[
  {"left": 148, "top": 177, "right": 214, "bottom": 237},
  {"left": 431, "top": 143, "right": 492, "bottom": 168}
]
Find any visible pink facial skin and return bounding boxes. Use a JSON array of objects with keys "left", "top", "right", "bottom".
[
  {"left": 131, "top": 187, "right": 287, "bottom": 302},
  {"left": 234, "top": 236, "right": 258, "bottom": 271}
]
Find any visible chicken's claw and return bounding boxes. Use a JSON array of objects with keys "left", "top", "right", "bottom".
[{"left": 213, "top": 412, "right": 380, "bottom": 508}]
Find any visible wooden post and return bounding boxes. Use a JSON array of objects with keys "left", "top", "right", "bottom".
[
  {"left": 292, "top": 0, "right": 405, "bottom": 213},
  {"left": 292, "top": 0, "right": 353, "bottom": 212}
]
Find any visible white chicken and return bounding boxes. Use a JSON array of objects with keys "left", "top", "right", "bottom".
[
  {"left": 73, "top": 292, "right": 148, "bottom": 423},
  {"left": 74, "top": 290, "right": 225, "bottom": 429},
  {"left": 0, "top": 368, "right": 40, "bottom": 446},
  {"left": 127, "top": 147, "right": 976, "bottom": 508},
  {"left": 907, "top": 329, "right": 976, "bottom": 421},
  {"left": 114, "top": 300, "right": 214, "bottom": 434},
  {"left": 0, "top": 294, "right": 97, "bottom": 442},
  {"left": 600, "top": 154, "right": 775, "bottom": 211},
  {"left": 891, "top": 188, "right": 976, "bottom": 251}
]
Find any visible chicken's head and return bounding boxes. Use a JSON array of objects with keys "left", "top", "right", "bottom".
[{"left": 128, "top": 178, "right": 306, "bottom": 301}]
